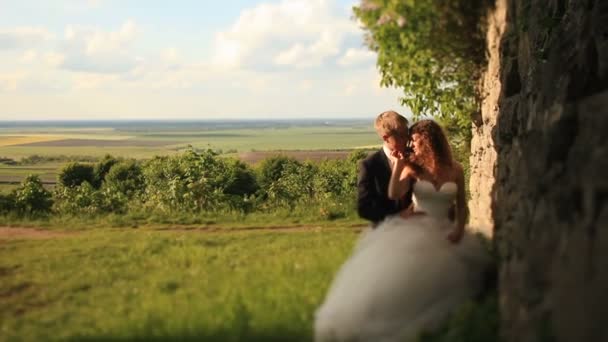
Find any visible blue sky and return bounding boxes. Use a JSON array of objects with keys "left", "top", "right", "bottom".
[{"left": 0, "top": 0, "right": 410, "bottom": 120}]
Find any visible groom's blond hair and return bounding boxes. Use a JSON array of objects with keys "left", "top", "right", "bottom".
[{"left": 375, "top": 110, "right": 409, "bottom": 137}]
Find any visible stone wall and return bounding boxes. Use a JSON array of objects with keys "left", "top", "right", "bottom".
[
  {"left": 468, "top": 0, "right": 507, "bottom": 235},
  {"left": 470, "top": 0, "right": 608, "bottom": 341}
]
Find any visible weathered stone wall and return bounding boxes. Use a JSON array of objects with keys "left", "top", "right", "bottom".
[
  {"left": 470, "top": 0, "right": 608, "bottom": 341},
  {"left": 469, "top": 0, "right": 507, "bottom": 235}
]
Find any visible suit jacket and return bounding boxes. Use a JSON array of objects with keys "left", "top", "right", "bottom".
[{"left": 357, "top": 149, "right": 413, "bottom": 226}]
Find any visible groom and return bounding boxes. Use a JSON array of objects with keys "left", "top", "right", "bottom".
[{"left": 357, "top": 110, "right": 413, "bottom": 227}]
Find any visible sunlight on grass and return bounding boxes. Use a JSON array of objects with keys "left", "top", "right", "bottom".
[{"left": 0, "top": 228, "right": 357, "bottom": 341}]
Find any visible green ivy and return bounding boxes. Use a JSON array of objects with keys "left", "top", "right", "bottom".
[{"left": 354, "top": 0, "right": 490, "bottom": 138}]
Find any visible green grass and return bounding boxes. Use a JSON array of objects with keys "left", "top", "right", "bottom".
[{"left": 0, "top": 227, "right": 358, "bottom": 341}]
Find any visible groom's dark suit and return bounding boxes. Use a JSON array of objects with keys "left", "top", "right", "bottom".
[{"left": 357, "top": 149, "right": 413, "bottom": 226}]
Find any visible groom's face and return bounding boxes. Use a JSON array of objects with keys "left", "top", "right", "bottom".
[{"left": 383, "top": 127, "right": 409, "bottom": 153}]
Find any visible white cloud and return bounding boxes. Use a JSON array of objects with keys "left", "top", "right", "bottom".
[
  {"left": 0, "top": 72, "right": 26, "bottom": 91},
  {"left": 338, "top": 48, "right": 376, "bottom": 67},
  {"left": 58, "top": 20, "right": 142, "bottom": 74},
  {"left": 87, "top": 0, "right": 103, "bottom": 8},
  {"left": 274, "top": 31, "right": 342, "bottom": 68},
  {"left": 20, "top": 50, "right": 38, "bottom": 63},
  {"left": 0, "top": 27, "right": 53, "bottom": 49},
  {"left": 212, "top": 0, "right": 359, "bottom": 70},
  {"left": 44, "top": 52, "right": 66, "bottom": 67}
]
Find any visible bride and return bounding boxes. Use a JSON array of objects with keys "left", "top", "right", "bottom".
[{"left": 314, "top": 120, "right": 490, "bottom": 341}]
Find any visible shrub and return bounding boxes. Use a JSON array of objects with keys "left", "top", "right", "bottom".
[
  {"left": 224, "top": 159, "right": 259, "bottom": 197},
  {"left": 93, "top": 155, "right": 119, "bottom": 188},
  {"left": 267, "top": 161, "right": 317, "bottom": 208},
  {"left": 53, "top": 182, "right": 106, "bottom": 215},
  {"left": 58, "top": 162, "right": 95, "bottom": 188},
  {"left": 256, "top": 156, "right": 302, "bottom": 196},
  {"left": 0, "top": 193, "right": 15, "bottom": 213},
  {"left": 12, "top": 175, "right": 53, "bottom": 215},
  {"left": 104, "top": 160, "right": 144, "bottom": 198},
  {"left": 142, "top": 149, "right": 229, "bottom": 212}
]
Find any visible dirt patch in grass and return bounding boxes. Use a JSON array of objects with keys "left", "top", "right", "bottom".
[
  {"left": 0, "top": 227, "right": 77, "bottom": 240},
  {"left": 0, "top": 282, "right": 32, "bottom": 299}
]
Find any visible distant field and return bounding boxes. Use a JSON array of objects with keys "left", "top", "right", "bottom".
[
  {"left": 0, "top": 135, "right": 67, "bottom": 147},
  {"left": 14, "top": 139, "right": 181, "bottom": 147},
  {"left": 0, "top": 183, "right": 18, "bottom": 193},
  {"left": 0, "top": 121, "right": 380, "bottom": 159},
  {"left": 0, "top": 120, "right": 380, "bottom": 185}
]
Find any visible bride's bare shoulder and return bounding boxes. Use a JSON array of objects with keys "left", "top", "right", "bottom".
[{"left": 402, "top": 164, "right": 418, "bottom": 178}]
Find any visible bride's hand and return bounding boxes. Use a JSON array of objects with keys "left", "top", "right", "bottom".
[
  {"left": 389, "top": 150, "right": 406, "bottom": 167},
  {"left": 446, "top": 229, "right": 464, "bottom": 244}
]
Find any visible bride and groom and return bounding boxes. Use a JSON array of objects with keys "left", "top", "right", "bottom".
[{"left": 314, "top": 111, "right": 490, "bottom": 341}]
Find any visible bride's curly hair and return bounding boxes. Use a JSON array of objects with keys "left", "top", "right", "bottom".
[{"left": 408, "top": 120, "right": 453, "bottom": 175}]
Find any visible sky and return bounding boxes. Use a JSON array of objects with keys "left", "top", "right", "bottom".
[{"left": 0, "top": 0, "right": 411, "bottom": 120}]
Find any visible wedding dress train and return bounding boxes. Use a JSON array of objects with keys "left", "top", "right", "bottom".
[{"left": 314, "top": 180, "right": 490, "bottom": 342}]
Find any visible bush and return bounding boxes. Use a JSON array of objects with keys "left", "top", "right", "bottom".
[
  {"left": 58, "top": 162, "right": 95, "bottom": 188},
  {"left": 104, "top": 160, "right": 144, "bottom": 198},
  {"left": 0, "top": 193, "right": 15, "bottom": 213},
  {"left": 257, "top": 156, "right": 302, "bottom": 195},
  {"left": 142, "top": 149, "right": 230, "bottom": 212},
  {"left": 93, "top": 155, "right": 119, "bottom": 188},
  {"left": 2, "top": 149, "right": 371, "bottom": 222},
  {"left": 12, "top": 175, "right": 53, "bottom": 215},
  {"left": 53, "top": 182, "right": 106, "bottom": 215},
  {"left": 224, "top": 159, "right": 259, "bottom": 197},
  {"left": 267, "top": 161, "right": 317, "bottom": 208}
]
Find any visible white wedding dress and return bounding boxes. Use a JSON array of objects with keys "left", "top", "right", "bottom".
[{"left": 314, "top": 180, "right": 490, "bottom": 342}]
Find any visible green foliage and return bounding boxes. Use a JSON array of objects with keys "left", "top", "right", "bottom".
[
  {"left": 93, "top": 154, "right": 119, "bottom": 188},
  {"left": 224, "top": 159, "right": 259, "bottom": 197},
  {"left": 53, "top": 182, "right": 106, "bottom": 215},
  {"left": 267, "top": 161, "right": 316, "bottom": 208},
  {"left": 0, "top": 192, "right": 15, "bottom": 213},
  {"left": 353, "top": 0, "right": 489, "bottom": 136},
  {"left": 104, "top": 160, "right": 145, "bottom": 198},
  {"left": 58, "top": 162, "right": 95, "bottom": 188},
  {"left": 18, "top": 154, "right": 99, "bottom": 165},
  {"left": 142, "top": 149, "right": 230, "bottom": 213},
  {"left": 256, "top": 155, "right": 302, "bottom": 191},
  {"left": 11, "top": 175, "right": 53, "bottom": 215},
  {"left": 1, "top": 150, "right": 369, "bottom": 223}
]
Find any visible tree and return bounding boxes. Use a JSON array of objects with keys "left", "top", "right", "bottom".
[
  {"left": 224, "top": 159, "right": 259, "bottom": 197},
  {"left": 353, "top": 0, "right": 489, "bottom": 138},
  {"left": 257, "top": 156, "right": 302, "bottom": 191},
  {"left": 12, "top": 175, "right": 53, "bottom": 215},
  {"left": 104, "top": 160, "right": 144, "bottom": 198},
  {"left": 93, "top": 154, "right": 119, "bottom": 188},
  {"left": 58, "top": 162, "right": 95, "bottom": 188}
]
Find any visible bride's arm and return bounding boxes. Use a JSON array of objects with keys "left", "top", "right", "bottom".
[{"left": 388, "top": 158, "right": 413, "bottom": 200}]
